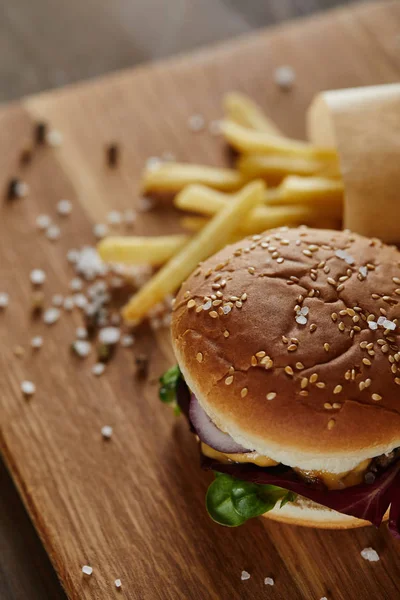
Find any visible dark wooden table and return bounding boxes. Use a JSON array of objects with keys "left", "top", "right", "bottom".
[{"left": 0, "top": 1, "right": 364, "bottom": 598}]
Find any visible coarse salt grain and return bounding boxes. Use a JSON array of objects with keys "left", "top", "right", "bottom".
[
  {"left": 138, "top": 196, "right": 154, "bottom": 212},
  {"left": 92, "top": 363, "right": 105, "bottom": 376},
  {"left": 115, "top": 578, "right": 122, "bottom": 589},
  {"left": 76, "top": 327, "right": 88, "bottom": 339},
  {"left": 209, "top": 120, "right": 222, "bottom": 135},
  {"left": 14, "top": 181, "right": 29, "bottom": 197},
  {"left": 274, "top": 65, "right": 295, "bottom": 90},
  {"left": 72, "top": 340, "right": 91, "bottom": 357},
  {"left": 101, "top": 425, "right": 113, "bottom": 439},
  {"left": 43, "top": 308, "right": 60, "bottom": 325},
  {"left": 21, "top": 381, "right": 35, "bottom": 396},
  {"left": 107, "top": 210, "right": 122, "bottom": 225},
  {"left": 0, "top": 292, "right": 9, "bottom": 308},
  {"left": 264, "top": 577, "right": 274, "bottom": 586},
  {"left": 46, "top": 129, "right": 63, "bottom": 146},
  {"left": 67, "top": 249, "right": 79, "bottom": 264},
  {"left": 124, "top": 209, "right": 137, "bottom": 226},
  {"left": 240, "top": 571, "right": 251, "bottom": 581},
  {"left": 63, "top": 296, "right": 74, "bottom": 311},
  {"left": 46, "top": 224, "right": 60, "bottom": 241},
  {"left": 99, "top": 327, "right": 120, "bottom": 345},
  {"left": 30, "top": 269, "right": 46, "bottom": 285},
  {"left": 93, "top": 223, "right": 109, "bottom": 239},
  {"left": 188, "top": 114, "right": 205, "bottom": 132},
  {"left": 70, "top": 277, "right": 83, "bottom": 291},
  {"left": 360, "top": 547, "right": 379, "bottom": 562},
  {"left": 146, "top": 156, "right": 162, "bottom": 171},
  {"left": 368, "top": 321, "right": 378, "bottom": 331},
  {"left": 121, "top": 334, "right": 134, "bottom": 347},
  {"left": 295, "top": 315, "right": 307, "bottom": 325},
  {"left": 31, "top": 336, "right": 43, "bottom": 349},
  {"left": 57, "top": 199, "right": 72, "bottom": 216},
  {"left": 36, "top": 214, "right": 51, "bottom": 230},
  {"left": 82, "top": 565, "right": 93, "bottom": 576},
  {"left": 73, "top": 294, "right": 88, "bottom": 309},
  {"left": 75, "top": 247, "right": 105, "bottom": 280}
]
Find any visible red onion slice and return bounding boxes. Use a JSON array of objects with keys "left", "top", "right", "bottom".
[{"left": 189, "top": 394, "right": 250, "bottom": 454}]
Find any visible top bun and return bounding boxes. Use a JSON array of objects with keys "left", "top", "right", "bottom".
[{"left": 171, "top": 228, "right": 400, "bottom": 473}]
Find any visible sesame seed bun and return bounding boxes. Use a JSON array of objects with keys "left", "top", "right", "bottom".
[
  {"left": 172, "top": 227, "right": 400, "bottom": 473},
  {"left": 262, "top": 496, "right": 389, "bottom": 529}
]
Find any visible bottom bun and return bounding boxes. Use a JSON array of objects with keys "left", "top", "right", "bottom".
[{"left": 263, "top": 496, "right": 389, "bottom": 530}]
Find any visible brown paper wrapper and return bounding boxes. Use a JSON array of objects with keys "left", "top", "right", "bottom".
[{"left": 307, "top": 84, "right": 400, "bottom": 243}]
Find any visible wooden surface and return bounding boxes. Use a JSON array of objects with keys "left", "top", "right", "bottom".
[
  {"left": 1, "top": 2, "right": 400, "bottom": 599},
  {"left": 0, "top": 0, "right": 362, "bottom": 103}
]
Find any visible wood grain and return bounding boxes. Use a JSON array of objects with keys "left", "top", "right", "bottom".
[{"left": 1, "top": 2, "right": 400, "bottom": 599}]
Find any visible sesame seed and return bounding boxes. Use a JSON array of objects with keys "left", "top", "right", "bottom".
[
  {"left": 372, "top": 393, "right": 382, "bottom": 401},
  {"left": 338, "top": 322, "right": 345, "bottom": 332},
  {"left": 310, "top": 324, "right": 317, "bottom": 332},
  {"left": 235, "top": 301, "right": 243, "bottom": 308},
  {"left": 264, "top": 358, "right": 273, "bottom": 370},
  {"left": 309, "top": 373, "right": 318, "bottom": 383},
  {"left": 324, "top": 343, "right": 330, "bottom": 352},
  {"left": 296, "top": 362, "right": 304, "bottom": 370},
  {"left": 363, "top": 358, "right": 372, "bottom": 366},
  {"left": 241, "top": 388, "right": 248, "bottom": 398},
  {"left": 301, "top": 378, "right": 308, "bottom": 389},
  {"left": 196, "top": 352, "right": 203, "bottom": 363},
  {"left": 332, "top": 402, "right": 341, "bottom": 409},
  {"left": 277, "top": 257, "right": 284, "bottom": 264},
  {"left": 288, "top": 344, "right": 297, "bottom": 352},
  {"left": 324, "top": 403, "right": 332, "bottom": 409},
  {"left": 302, "top": 249, "right": 312, "bottom": 257},
  {"left": 225, "top": 376, "right": 233, "bottom": 385},
  {"left": 248, "top": 267, "right": 255, "bottom": 274},
  {"left": 209, "top": 311, "right": 218, "bottom": 319},
  {"left": 299, "top": 390, "right": 308, "bottom": 397},
  {"left": 395, "top": 378, "right": 400, "bottom": 385},
  {"left": 266, "top": 392, "right": 276, "bottom": 400},
  {"left": 223, "top": 330, "right": 230, "bottom": 338},
  {"left": 187, "top": 299, "right": 196, "bottom": 309},
  {"left": 256, "top": 351, "right": 266, "bottom": 358},
  {"left": 327, "top": 419, "right": 336, "bottom": 430},
  {"left": 331, "top": 313, "right": 338, "bottom": 322},
  {"left": 327, "top": 277, "right": 336, "bottom": 286},
  {"left": 333, "top": 385, "right": 342, "bottom": 394},
  {"left": 285, "top": 366, "right": 294, "bottom": 376},
  {"left": 251, "top": 356, "right": 257, "bottom": 367},
  {"left": 316, "top": 382, "right": 326, "bottom": 389}
]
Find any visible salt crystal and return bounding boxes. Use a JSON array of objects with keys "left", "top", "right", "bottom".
[
  {"left": 43, "top": 308, "right": 60, "bottom": 325},
  {"left": 114, "top": 578, "right": 122, "bottom": 589},
  {"left": 344, "top": 254, "right": 355, "bottom": 265},
  {"left": 188, "top": 114, "right": 205, "bottom": 132},
  {"left": 70, "top": 277, "right": 83, "bottom": 291},
  {"left": 63, "top": 296, "right": 74, "bottom": 311},
  {"left": 14, "top": 180, "right": 29, "bottom": 198},
  {"left": 274, "top": 65, "right": 295, "bottom": 90},
  {"left": 360, "top": 547, "right": 379, "bottom": 562},
  {"left": 368, "top": 321, "right": 378, "bottom": 331},
  {"left": 222, "top": 305, "right": 231, "bottom": 315},
  {"left": 46, "top": 224, "right": 60, "bottom": 241},
  {"left": 124, "top": 209, "right": 137, "bottom": 227},
  {"left": 46, "top": 129, "right": 63, "bottom": 147},
  {"left": 296, "top": 315, "right": 308, "bottom": 325},
  {"left": 82, "top": 565, "right": 93, "bottom": 576},
  {"left": 202, "top": 300, "right": 212, "bottom": 311},
  {"left": 76, "top": 327, "right": 88, "bottom": 339},
  {"left": 359, "top": 266, "right": 368, "bottom": 278},
  {"left": 21, "top": 381, "right": 35, "bottom": 396},
  {"left": 320, "top": 597, "right": 328, "bottom": 600},
  {"left": 93, "top": 223, "right": 109, "bottom": 239},
  {"left": 67, "top": 249, "right": 79, "bottom": 264},
  {"left": 76, "top": 247, "right": 105, "bottom": 280},
  {"left": 299, "top": 306, "right": 309, "bottom": 316},
  {"left": 264, "top": 577, "right": 274, "bottom": 586},
  {"left": 57, "top": 199, "right": 72, "bottom": 216},
  {"left": 146, "top": 156, "right": 162, "bottom": 171},
  {"left": 101, "top": 425, "right": 113, "bottom": 439},
  {"left": 241, "top": 570, "right": 251, "bottom": 581},
  {"left": 107, "top": 210, "right": 122, "bottom": 225},
  {"left": 99, "top": 327, "right": 120, "bottom": 345},
  {"left": 36, "top": 214, "right": 51, "bottom": 230},
  {"left": 138, "top": 197, "right": 154, "bottom": 212},
  {"left": 30, "top": 269, "right": 46, "bottom": 285},
  {"left": 121, "top": 334, "right": 134, "bottom": 347},
  {"left": 31, "top": 336, "right": 43, "bottom": 349},
  {"left": 73, "top": 294, "right": 88, "bottom": 309},
  {"left": 377, "top": 316, "right": 387, "bottom": 326},
  {"left": 383, "top": 319, "right": 396, "bottom": 331},
  {"left": 52, "top": 294, "right": 64, "bottom": 307},
  {"left": 0, "top": 292, "right": 9, "bottom": 308},
  {"left": 209, "top": 120, "right": 222, "bottom": 136},
  {"left": 72, "top": 340, "right": 91, "bottom": 358},
  {"left": 92, "top": 363, "right": 105, "bottom": 376},
  {"left": 110, "top": 313, "right": 121, "bottom": 326}
]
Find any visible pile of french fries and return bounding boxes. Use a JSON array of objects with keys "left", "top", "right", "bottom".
[{"left": 97, "top": 92, "right": 344, "bottom": 323}]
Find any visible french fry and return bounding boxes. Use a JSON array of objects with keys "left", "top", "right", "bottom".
[
  {"left": 122, "top": 181, "right": 265, "bottom": 322},
  {"left": 141, "top": 162, "right": 247, "bottom": 195},
  {"left": 175, "top": 183, "right": 330, "bottom": 235},
  {"left": 223, "top": 92, "right": 282, "bottom": 135},
  {"left": 238, "top": 153, "right": 340, "bottom": 183},
  {"left": 179, "top": 215, "right": 210, "bottom": 232},
  {"left": 221, "top": 120, "right": 337, "bottom": 160},
  {"left": 97, "top": 235, "right": 189, "bottom": 266},
  {"left": 267, "top": 175, "right": 343, "bottom": 212}
]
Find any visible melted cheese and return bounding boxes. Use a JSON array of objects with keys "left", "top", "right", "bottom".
[
  {"left": 202, "top": 442, "right": 371, "bottom": 489},
  {"left": 201, "top": 443, "right": 279, "bottom": 467}
]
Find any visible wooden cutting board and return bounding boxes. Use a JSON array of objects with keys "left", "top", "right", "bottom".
[{"left": 1, "top": 2, "right": 400, "bottom": 599}]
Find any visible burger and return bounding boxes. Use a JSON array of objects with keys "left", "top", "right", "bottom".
[{"left": 159, "top": 227, "right": 400, "bottom": 535}]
